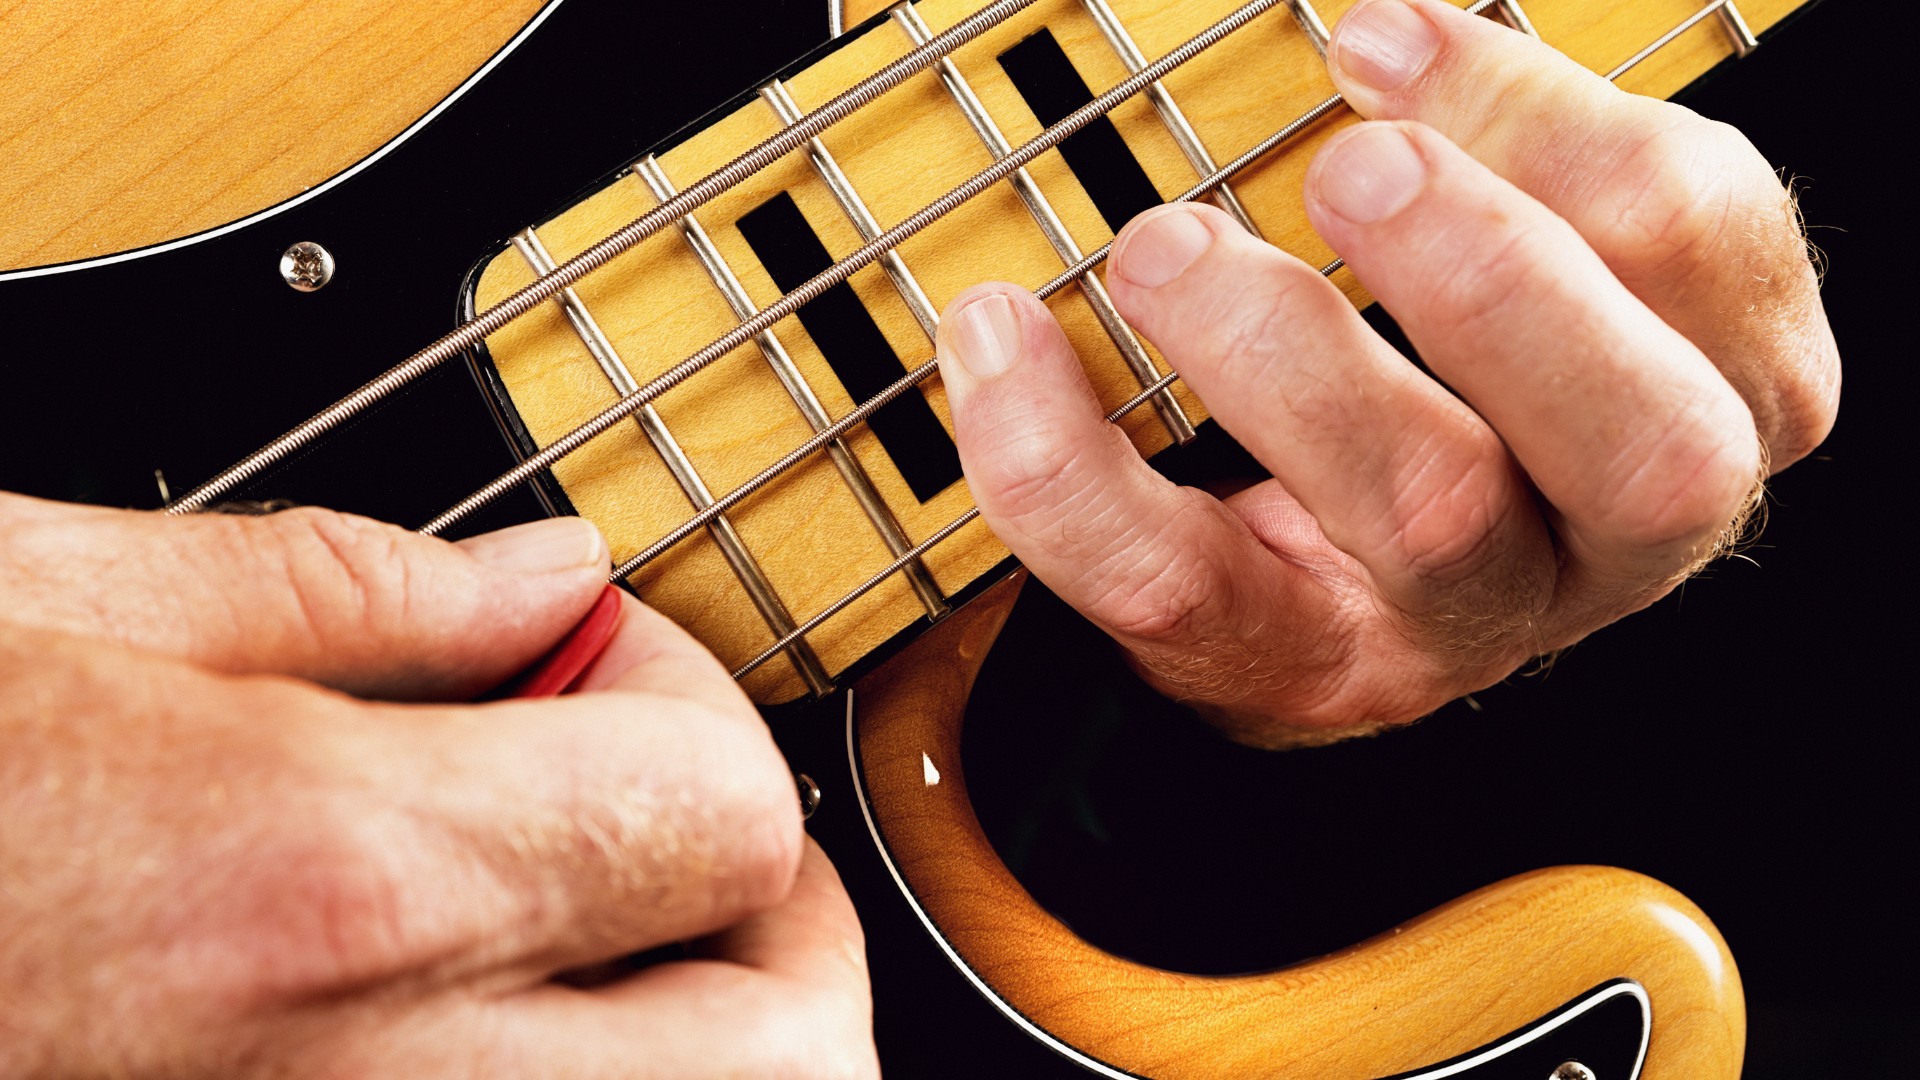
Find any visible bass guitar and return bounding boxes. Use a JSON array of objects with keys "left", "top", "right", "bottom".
[{"left": 0, "top": 0, "right": 1810, "bottom": 1073}]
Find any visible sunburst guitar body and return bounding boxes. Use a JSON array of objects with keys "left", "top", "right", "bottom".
[{"left": 1, "top": 0, "right": 1807, "bottom": 1074}]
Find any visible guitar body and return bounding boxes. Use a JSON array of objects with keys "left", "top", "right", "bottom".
[{"left": 4, "top": 0, "right": 1813, "bottom": 1074}]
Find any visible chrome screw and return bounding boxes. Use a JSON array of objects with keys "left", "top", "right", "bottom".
[
  {"left": 796, "top": 773, "right": 822, "bottom": 820},
  {"left": 1551, "top": 1063, "right": 1597, "bottom": 1080},
  {"left": 280, "top": 242, "right": 335, "bottom": 292}
]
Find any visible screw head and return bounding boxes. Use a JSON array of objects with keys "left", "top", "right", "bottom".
[
  {"left": 796, "top": 773, "right": 822, "bottom": 820},
  {"left": 1551, "top": 1063, "right": 1596, "bottom": 1080},
  {"left": 280, "top": 241, "right": 335, "bottom": 292}
]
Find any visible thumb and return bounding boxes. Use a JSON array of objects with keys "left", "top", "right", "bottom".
[{"left": 0, "top": 492, "right": 608, "bottom": 699}]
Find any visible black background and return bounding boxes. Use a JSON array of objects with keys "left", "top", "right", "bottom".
[{"left": 962, "top": 1, "right": 1915, "bottom": 1075}]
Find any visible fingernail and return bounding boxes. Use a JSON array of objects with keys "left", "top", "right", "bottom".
[
  {"left": 1333, "top": 0, "right": 1441, "bottom": 92},
  {"left": 1113, "top": 206, "right": 1215, "bottom": 288},
  {"left": 457, "top": 517, "right": 607, "bottom": 574},
  {"left": 943, "top": 293, "right": 1024, "bottom": 378},
  {"left": 1315, "top": 124, "right": 1428, "bottom": 224}
]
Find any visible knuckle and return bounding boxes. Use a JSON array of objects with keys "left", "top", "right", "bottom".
[
  {"left": 1198, "top": 255, "right": 1334, "bottom": 384},
  {"left": 198, "top": 801, "right": 436, "bottom": 1002},
  {"left": 978, "top": 419, "right": 1098, "bottom": 526},
  {"left": 1387, "top": 448, "right": 1528, "bottom": 586},
  {"left": 1606, "top": 116, "right": 1741, "bottom": 279},
  {"left": 1757, "top": 333, "right": 1841, "bottom": 467},
  {"left": 1412, "top": 216, "right": 1553, "bottom": 354},
  {"left": 1100, "top": 558, "right": 1218, "bottom": 643},
  {"left": 1588, "top": 111, "right": 1808, "bottom": 308},
  {"left": 1088, "top": 496, "right": 1229, "bottom": 644},
  {"left": 676, "top": 702, "right": 803, "bottom": 913},
  {"left": 1604, "top": 417, "right": 1763, "bottom": 556},
  {"left": 254, "top": 507, "right": 417, "bottom": 646}
]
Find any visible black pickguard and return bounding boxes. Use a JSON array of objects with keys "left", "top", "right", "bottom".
[{"left": 0, "top": 0, "right": 827, "bottom": 537}]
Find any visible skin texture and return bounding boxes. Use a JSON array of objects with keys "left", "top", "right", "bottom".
[
  {"left": 0, "top": 497, "right": 877, "bottom": 1079},
  {"left": 934, "top": 0, "right": 1838, "bottom": 746}
]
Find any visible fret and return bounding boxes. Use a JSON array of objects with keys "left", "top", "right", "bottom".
[
  {"left": 1715, "top": 0, "right": 1760, "bottom": 57},
  {"left": 1606, "top": 0, "right": 1752, "bottom": 80},
  {"left": 632, "top": 154, "right": 951, "bottom": 621},
  {"left": 510, "top": 226, "right": 835, "bottom": 696},
  {"left": 1492, "top": 0, "right": 1542, "bottom": 39},
  {"left": 1073, "top": 0, "right": 1262, "bottom": 236},
  {"left": 891, "top": 1, "right": 1198, "bottom": 447},
  {"left": 1285, "top": 0, "right": 1332, "bottom": 59}
]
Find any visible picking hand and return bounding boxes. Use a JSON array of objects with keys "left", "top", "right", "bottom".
[{"left": 0, "top": 496, "right": 876, "bottom": 1078}]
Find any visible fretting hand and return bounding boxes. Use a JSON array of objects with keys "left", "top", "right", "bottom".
[
  {"left": 0, "top": 496, "right": 877, "bottom": 1078},
  {"left": 935, "top": 0, "right": 1838, "bottom": 746}
]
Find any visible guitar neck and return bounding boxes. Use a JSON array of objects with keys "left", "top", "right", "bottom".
[{"left": 468, "top": 0, "right": 1803, "bottom": 704}]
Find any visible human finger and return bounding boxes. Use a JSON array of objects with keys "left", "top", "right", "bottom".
[
  {"left": 1325, "top": 0, "right": 1839, "bottom": 467},
  {"left": 1103, "top": 202, "right": 1554, "bottom": 626},
  {"left": 1300, "top": 119, "right": 1761, "bottom": 587},
  {"left": 0, "top": 491, "right": 609, "bottom": 699},
  {"left": 933, "top": 282, "right": 1356, "bottom": 699},
  {"left": 312, "top": 840, "right": 875, "bottom": 1079},
  {"left": 1, "top": 624, "right": 808, "bottom": 1075},
  {"left": 392, "top": 683, "right": 802, "bottom": 975}
]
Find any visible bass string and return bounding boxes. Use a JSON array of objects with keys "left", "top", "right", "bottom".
[
  {"left": 414, "top": 0, "right": 1294, "bottom": 538},
  {"left": 166, "top": 0, "right": 1044, "bottom": 514}
]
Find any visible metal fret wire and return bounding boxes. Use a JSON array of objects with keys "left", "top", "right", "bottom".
[
  {"left": 759, "top": 79, "right": 946, "bottom": 339},
  {"left": 726, "top": 358, "right": 1196, "bottom": 678},
  {"left": 416, "top": 0, "right": 1290, "bottom": 537},
  {"left": 632, "top": 155, "right": 951, "bottom": 621},
  {"left": 610, "top": 88, "right": 1352, "bottom": 586},
  {"left": 1074, "top": 0, "right": 1263, "bottom": 236},
  {"left": 890, "top": 2, "right": 1198, "bottom": 445},
  {"left": 512, "top": 227, "right": 834, "bottom": 692},
  {"left": 729, "top": 0, "right": 1752, "bottom": 681},
  {"left": 166, "top": 0, "right": 1041, "bottom": 514}
]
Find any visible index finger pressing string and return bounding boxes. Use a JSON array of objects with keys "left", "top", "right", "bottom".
[
  {"left": 412, "top": 0, "right": 1300, "bottom": 540},
  {"left": 712, "top": 0, "right": 1756, "bottom": 683}
]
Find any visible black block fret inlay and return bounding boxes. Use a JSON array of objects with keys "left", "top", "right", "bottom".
[
  {"left": 998, "top": 28, "right": 1165, "bottom": 233},
  {"left": 734, "top": 192, "right": 962, "bottom": 504}
]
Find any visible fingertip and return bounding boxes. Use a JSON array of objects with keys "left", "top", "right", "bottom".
[
  {"left": 1305, "top": 120, "right": 1432, "bottom": 230},
  {"left": 1110, "top": 203, "right": 1231, "bottom": 290},
  {"left": 935, "top": 281, "right": 1046, "bottom": 393},
  {"left": 1327, "top": 0, "right": 1444, "bottom": 105}
]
